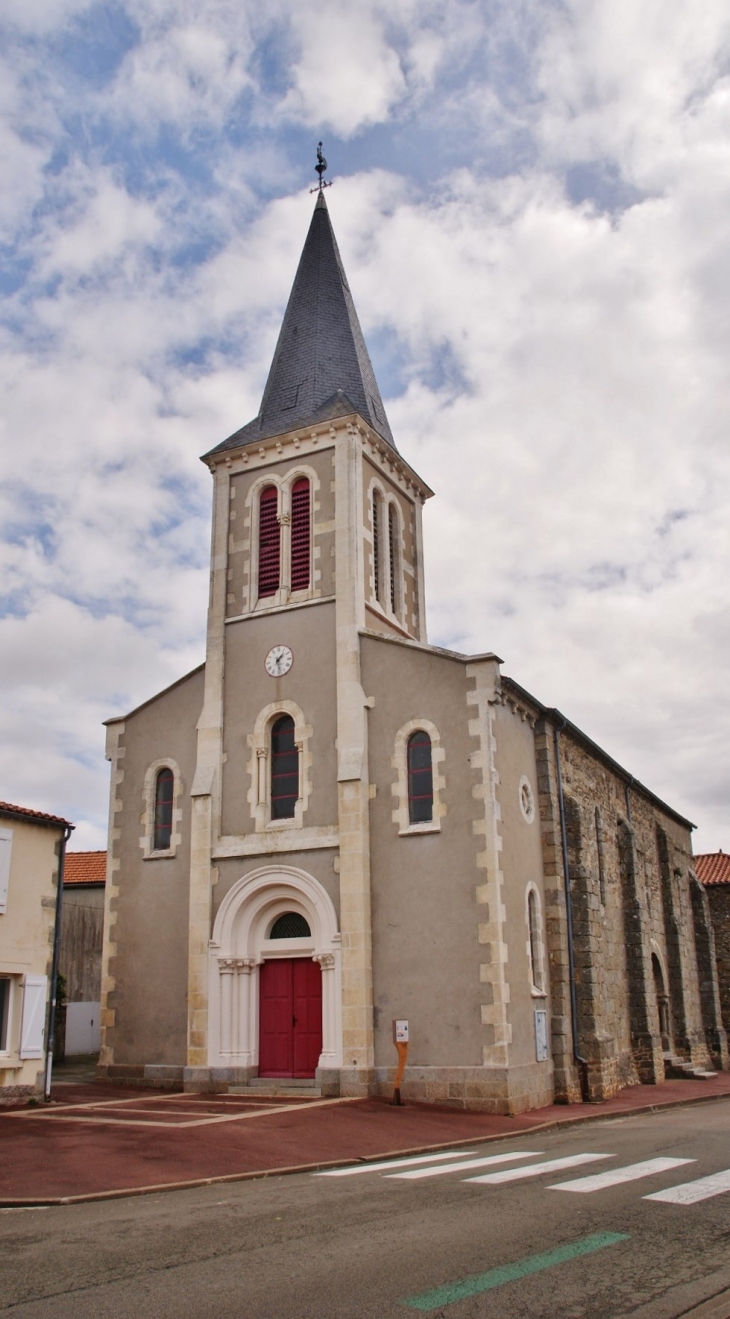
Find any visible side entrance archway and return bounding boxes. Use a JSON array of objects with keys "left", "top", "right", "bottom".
[{"left": 208, "top": 865, "right": 342, "bottom": 1076}]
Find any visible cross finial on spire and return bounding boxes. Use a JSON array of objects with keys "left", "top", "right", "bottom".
[{"left": 311, "top": 141, "right": 332, "bottom": 194}]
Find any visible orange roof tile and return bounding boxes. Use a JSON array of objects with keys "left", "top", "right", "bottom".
[
  {"left": 64, "top": 851, "right": 106, "bottom": 885},
  {"left": 0, "top": 800, "right": 73, "bottom": 829},
  {"left": 694, "top": 852, "right": 730, "bottom": 886}
]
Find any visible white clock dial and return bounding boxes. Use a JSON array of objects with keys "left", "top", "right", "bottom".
[{"left": 264, "top": 645, "right": 293, "bottom": 677}]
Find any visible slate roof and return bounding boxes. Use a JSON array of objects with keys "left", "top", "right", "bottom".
[
  {"left": 694, "top": 852, "right": 730, "bottom": 886},
  {"left": 64, "top": 851, "right": 107, "bottom": 885},
  {"left": 205, "top": 191, "right": 396, "bottom": 457},
  {"left": 0, "top": 800, "right": 73, "bottom": 830}
]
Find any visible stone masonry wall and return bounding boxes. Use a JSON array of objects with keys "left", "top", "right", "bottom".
[
  {"left": 706, "top": 885, "right": 730, "bottom": 1038},
  {"left": 534, "top": 714, "right": 719, "bottom": 1102}
]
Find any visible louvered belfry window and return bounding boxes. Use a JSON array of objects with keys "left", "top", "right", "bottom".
[
  {"left": 407, "top": 731, "right": 433, "bottom": 824},
  {"left": 290, "top": 477, "right": 311, "bottom": 591},
  {"left": 258, "top": 486, "right": 280, "bottom": 598},
  {"left": 388, "top": 503, "right": 398, "bottom": 613},
  {"left": 271, "top": 715, "right": 298, "bottom": 819},
  {"left": 373, "top": 491, "right": 382, "bottom": 602},
  {"left": 154, "top": 768, "right": 174, "bottom": 850}
]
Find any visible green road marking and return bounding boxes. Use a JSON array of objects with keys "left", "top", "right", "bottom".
[{"left": 402, "top": 1231, "right": 630, "bottom": 1311}]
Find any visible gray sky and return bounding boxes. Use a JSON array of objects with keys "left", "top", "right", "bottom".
[{"left": 1, "top": 0, "right": 729, "bottom": 851}]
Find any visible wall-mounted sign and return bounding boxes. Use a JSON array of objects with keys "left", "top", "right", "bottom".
[{"left": 393, "top": 1019, "right": 409, "bottom": 1043}]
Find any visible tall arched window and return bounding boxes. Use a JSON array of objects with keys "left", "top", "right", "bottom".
[
  {"left": 153, "top": 768, "right": 174, "bottom": 850},
  {"left": 372, "top": 489, "right": 383, "bottom": 603},
  {"left": 290, "top": 477, "right": 311, "bottom": 592},
  {"left": 388, "top": 502, "right": 399, "bottom": 614},
  {"left": 258, "top": 486, "right": 280, "bottom": 598},
  {"left": 271, "top": 715, "right": 298, "bottom": 819},
  {"left": 528, "top": 889, "right": 544, "bottom": 992},
  {"left": 407, "top": 730, "right": 433, "bottom": 823}
]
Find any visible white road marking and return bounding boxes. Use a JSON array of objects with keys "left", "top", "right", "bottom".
[
  {"left": 385, "top": 1152, "right": 545, "bottom": 1180},
  {"left": 315, "top": 1150, "right": 478, "bottom": 1177},
  {"left": 550, "top": 1157, "right": 695, "bottom": 1193},
  {"left": 466, "top": 1153, "right": 614, "bottom": 1185},
  {"left": 644, "top": 1169, "right": 730, "bottom": 1205}
]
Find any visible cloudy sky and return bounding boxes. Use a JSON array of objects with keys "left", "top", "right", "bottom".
[{"left": 1, "top": 0, "right": 729, "bottom": 852}]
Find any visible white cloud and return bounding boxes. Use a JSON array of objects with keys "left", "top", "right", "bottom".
[
  {"left": 276, "top": 2, "right": 406, "bottom": 136},
  {"left": 2, "top": 0, "right": 730, "bottom": 858}
]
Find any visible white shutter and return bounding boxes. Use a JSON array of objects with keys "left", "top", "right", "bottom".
[
  {"left": 0, "top": 828, "right": 12, "bottom": 914},
  {"left": 20, "top": 975, "right": 47, "bottom": 1058}
]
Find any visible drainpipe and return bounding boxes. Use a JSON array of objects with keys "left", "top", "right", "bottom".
[
  {"left": 44, "top": 823, "right": 74, "bottom": 1102},
  {"left": 553, "top": 721, "right": 590, "bottom": 1103}
]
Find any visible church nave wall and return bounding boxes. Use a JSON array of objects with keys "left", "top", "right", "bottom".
[{"left": 99, "top": 664, "right": 204, "bottom": 1073}]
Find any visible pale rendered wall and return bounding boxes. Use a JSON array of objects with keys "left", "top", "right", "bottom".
[
  {"left": 493, "top": 701, "right": 553, "bottom": 1086},
  {"left": 362, "top": 637, "right": 488, "bottom": 1071},
  {"left": 101, "top": 667, "right": 204, "bottom": 1070},
  {"left": 220, "top": 603, "right": 338, "bottom": 836}
]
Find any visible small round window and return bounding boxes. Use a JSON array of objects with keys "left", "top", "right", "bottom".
[
  {"left": 518, "top": 775, "right": 535, "bottom": 824},
  {"left": 269, "top": 912, "right": 311, "bottom": 939}
]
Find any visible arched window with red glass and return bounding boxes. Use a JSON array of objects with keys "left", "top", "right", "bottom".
[
  {"left": 270, "top": 715, "right": 298, "bottom": 819},
  {"left": 258, "top": 485, "right": 280, "bottom": 598},
  {"left": 290, "top": 477, "right": 310, "bottom": 592},
  {"left": 407, "top": 730, "right": 433, "bottom": 824},
  {"left": 153, "top": 767, "right": 174, "bottom": 850}
]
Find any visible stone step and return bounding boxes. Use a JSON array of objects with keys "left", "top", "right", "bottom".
[
  {"left": 229, "top": 1086, "right": 322, "bottom": 1098},
  {"left": 663, "top": 1053, "right": 717, "bottom": 1080},
  {"left": 229, "top": 1077, "right": 322, "bottom": 1099}
]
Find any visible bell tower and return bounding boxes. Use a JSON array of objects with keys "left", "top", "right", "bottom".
[{"left": 185, "top": 173, "right": 432, "bottom": 1095}]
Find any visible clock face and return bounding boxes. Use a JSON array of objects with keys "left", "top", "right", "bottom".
[{"left": 264, "top": 645, "right": 293, "bottom": 677}]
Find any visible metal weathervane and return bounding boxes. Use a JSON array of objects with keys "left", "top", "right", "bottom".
[{"left": 311, "top": 142, "right": 332, "bottom": 193}]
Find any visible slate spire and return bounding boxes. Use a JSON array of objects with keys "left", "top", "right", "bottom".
[{"left": 209, "top": 191, "right": 396, "bottom": 455}]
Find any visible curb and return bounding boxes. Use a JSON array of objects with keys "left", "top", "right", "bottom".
[{"left": 1, "top": 1086, "right": 729, "bottom": 1209}]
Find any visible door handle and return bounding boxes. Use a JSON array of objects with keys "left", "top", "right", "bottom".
[{"left": 292, "top": 1015, "right": 298, "bottom": 1027}]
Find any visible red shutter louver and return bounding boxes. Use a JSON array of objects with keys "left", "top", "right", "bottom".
[
  {"left": 290, "top": 478, "right": 311, "bottom": 592},
  {"left": 258, "top": 486, "right": 280, "bottom": 598}
]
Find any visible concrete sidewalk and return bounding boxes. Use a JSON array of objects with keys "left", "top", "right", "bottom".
[{"left": 2, "top": 1073, "right": 729, "bottom": 1207}]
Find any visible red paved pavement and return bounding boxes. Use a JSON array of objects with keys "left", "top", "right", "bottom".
[{"left": 2, "top": 1073, "right": 730, "bottom": 1205}]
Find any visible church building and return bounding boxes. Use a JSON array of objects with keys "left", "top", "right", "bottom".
[{"left": 98, "top": 180, "right": 728, "bottom": 1112}]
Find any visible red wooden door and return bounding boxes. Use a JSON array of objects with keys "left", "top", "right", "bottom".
[{"left": 258, "top": 959, "right": 322, "bottom": 1078}]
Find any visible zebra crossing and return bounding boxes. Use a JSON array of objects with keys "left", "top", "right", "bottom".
[{"left": 315, "top": 1146, "right": 730, "bottom": 1205}]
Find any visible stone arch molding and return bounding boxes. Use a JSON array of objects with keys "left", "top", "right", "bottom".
[{"left": 208, "top": 865, "right": 342, "bottom": 1072}]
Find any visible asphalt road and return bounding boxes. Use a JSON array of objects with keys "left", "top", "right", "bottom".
[{"left": 2, "top": 1099, "right": 730, "bottom": 1319}]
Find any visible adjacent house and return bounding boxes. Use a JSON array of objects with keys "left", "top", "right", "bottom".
[
  {"left": 60, "top": 851, "right": 106, "bottom": 1057},
  {"left": 0, "top": 801, "right": 73, "bottom": 1104}
]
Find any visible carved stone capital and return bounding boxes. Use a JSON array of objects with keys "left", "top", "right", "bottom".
[{"left": 313, "top": 952, "right": 335, "bottom": 971}]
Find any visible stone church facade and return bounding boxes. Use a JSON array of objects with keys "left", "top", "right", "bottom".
[{"left": 98, "top": 191, "right": 728, "bottom": 1112}]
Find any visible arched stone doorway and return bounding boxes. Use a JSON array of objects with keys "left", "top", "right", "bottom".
[
  {"left": 208, "top": 865, "right": 342, "bottom": 1076},
  {"left": 652, "top": 950, "right": 672, "bottom": 1052}
]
